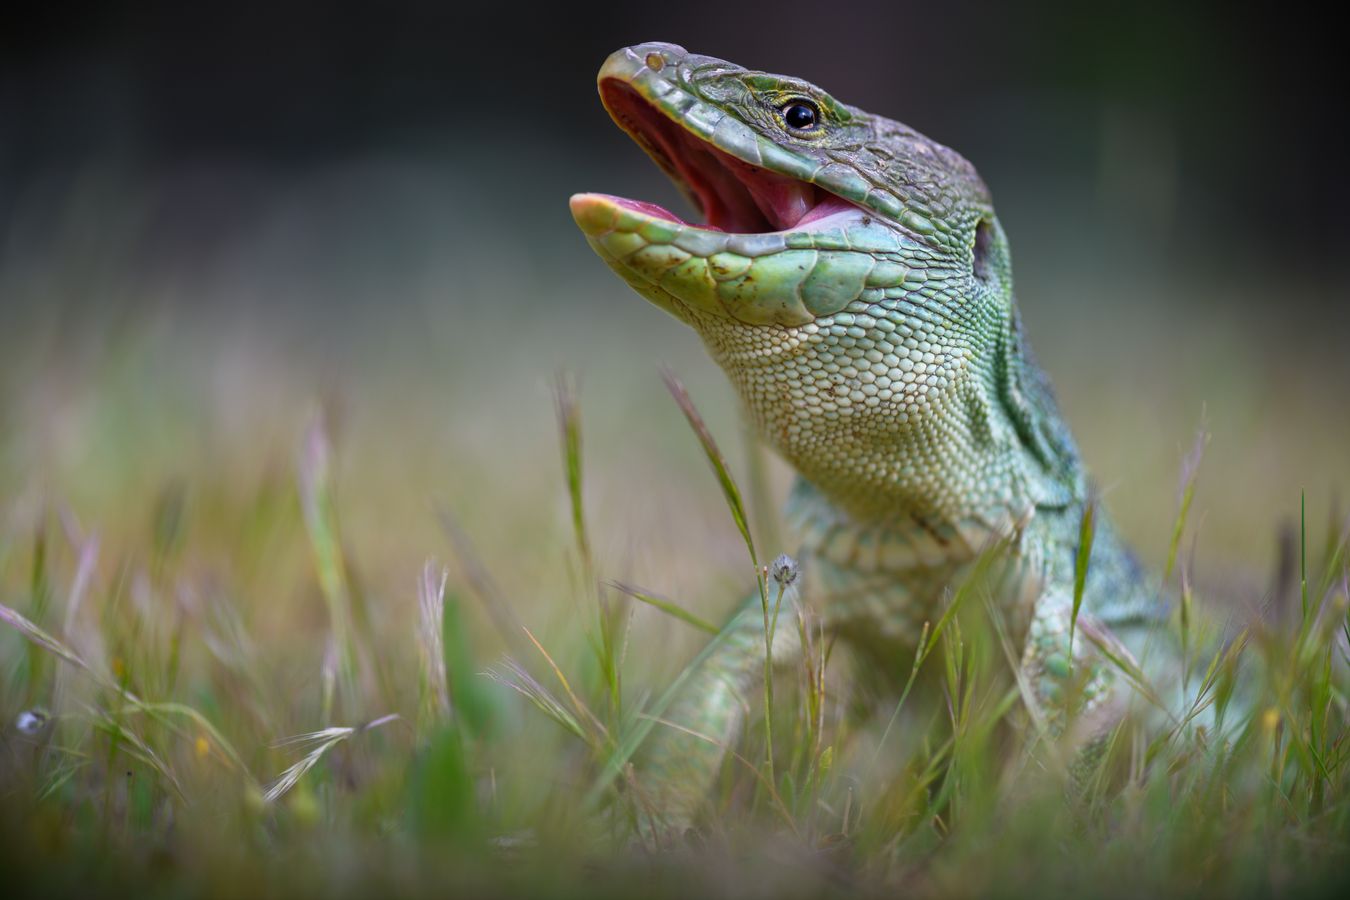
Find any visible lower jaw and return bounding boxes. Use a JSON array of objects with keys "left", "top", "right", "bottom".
[{"left": 572, "top": 192, "right": 915, "bottom": 325}]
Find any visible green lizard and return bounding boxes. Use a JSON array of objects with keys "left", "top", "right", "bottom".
[{"left": 570, "top": 43, "right": 1170, "bottom": 830}]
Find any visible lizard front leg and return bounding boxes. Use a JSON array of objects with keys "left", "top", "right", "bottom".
[
  {"left": 634, "top": 590, "right": 803, "bottom": 835},
  {"left": 1021, "top": 595, "right": 1120, "bottom": 742},
  {"left": 1018, "top": 592, "right": 1171, "bottom": 794}
]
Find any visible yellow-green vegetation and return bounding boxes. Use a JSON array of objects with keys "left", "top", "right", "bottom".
[
  {"left": 1, "top": 353, "right": 1346, "bottom": 897},
  {"left": 2, "top": 177, "right": 1349, "bottom": 896}
]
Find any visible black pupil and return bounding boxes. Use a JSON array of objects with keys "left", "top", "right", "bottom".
[{"left": 785, "top": 103, "right": 817, "bottom": 129}]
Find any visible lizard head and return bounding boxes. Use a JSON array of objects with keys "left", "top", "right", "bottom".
[{"left": 572, "top": 43, "right": 1066, "bottom": 525}]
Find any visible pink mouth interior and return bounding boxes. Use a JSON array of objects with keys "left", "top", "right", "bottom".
[
  {"left": 600, "top": 80, "right": 854, "bottom": 234},
  {"left": 607, "top": 196, "right": 692, "bottom": 226}
]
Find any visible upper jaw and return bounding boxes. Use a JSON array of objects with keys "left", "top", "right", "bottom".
[
  {"left": 588, "top": 43, "right": 898, "bottom": 232},
  {"left": 600, "top": 76, "right": 824, "bottom": 234}
]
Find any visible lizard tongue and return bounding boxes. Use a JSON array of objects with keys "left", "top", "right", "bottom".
[{"left": 734, "top": 166, "right": 817, "bottom": 231}]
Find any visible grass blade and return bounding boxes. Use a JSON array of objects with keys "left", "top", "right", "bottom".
[
  {"left": 484, "top": 658, "right": 586, "bottom": 741},
  {"left": 1165, "top": 426, "right": 1208, "bottom": 585},
  {"left": 608, "top": 581, "right": 718, "bottom": 635},
  {"left": 436, "top": 507, "right": 530, "bottom": 660},
  {"left": 555, "top": 373, "right": 593, "bottom": 579},
  {"left": 418, "top": 562, "right": 452, "bottom": 727},
  {"left": 522, "top": 625, "right": 608, "bottom": 746},
  {"left": 555, "top": 374, "right": 621, "bottom": 724},
  {"left": 264, "top": 714, "right": 399, "bottom": 804},
  {"left": 298, "top": 414, "right": 358, "bottom": 717},
  {"left": 1071, "top": 499, "right": 1097, "bottom": 661},
  {"left": 1, "top": 600, "right": 97, "bottom": 676},
  {"left": 661, "top": 369, "right": 757, "bottom": 571}
]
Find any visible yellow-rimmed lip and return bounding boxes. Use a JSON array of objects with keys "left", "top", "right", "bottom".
[
  {"left": 568, "top": 188, "right": 914, "bottom": 327},
  {"left": 568, "top": 191, "right": 863, "bottom": 260}
]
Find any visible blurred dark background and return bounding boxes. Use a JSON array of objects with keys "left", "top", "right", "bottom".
[{"left": 3, "top": 1, "right": 1347, "bottom": 271}]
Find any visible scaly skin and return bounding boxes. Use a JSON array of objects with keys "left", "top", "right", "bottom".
[{"left": 570, "top": 43, "right": 1169, "bottom": 830}]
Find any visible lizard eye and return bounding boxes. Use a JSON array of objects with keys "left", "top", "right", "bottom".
[{"left": 781, "top": 100, "right": 820, "bottom": 131}]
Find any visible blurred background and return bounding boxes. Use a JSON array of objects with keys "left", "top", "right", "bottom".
[{"left": 1, "top": 0, "right": 1346, "bottom": 664}]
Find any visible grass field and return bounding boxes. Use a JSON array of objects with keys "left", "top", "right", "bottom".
[{"left": 2, "top": 163, "right": 1349, "bottom": 897}]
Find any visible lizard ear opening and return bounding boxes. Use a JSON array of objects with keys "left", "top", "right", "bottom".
[
  {"left": 972, "top": 218, "right": 996, "bottom": 283},
  {"left": 977, "top": 217, "right": 999, "bottom": 282}
]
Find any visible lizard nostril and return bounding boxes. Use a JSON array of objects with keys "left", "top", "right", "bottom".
[
  {"left": 645, "top": 52, "right": 665, "bottom": 72},
  {"left": 972, "top": 219, "right": 996, "bottom": 283}
]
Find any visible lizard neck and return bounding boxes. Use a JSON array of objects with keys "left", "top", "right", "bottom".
[
  {"left": 786, "top": 476, "right": 1015, "bottom": 574},
  {"left": 788, "top": 475, "right": 1159, "bottom": 638},
  {"left": 786, "top": 476, "right": 1049, "bottom": 644},
  {"left": 755, "top": 304, "right": 1088, "bottom": 537}
]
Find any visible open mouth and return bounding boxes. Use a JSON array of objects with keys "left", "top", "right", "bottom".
[
  {"left": 591, "top": 79, "right": 858, "bottom": 235},
  {"left": 570, "top": 45, "right": 910, "bottom": 327}
]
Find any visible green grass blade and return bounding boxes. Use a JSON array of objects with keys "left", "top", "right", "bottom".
[
  {"left": 555, "top": 374, "right": 594, "bottom": 579},
  {"left": 1301, "top": 490, "right": 1308, "bottom": 622},
  {"left": 297, "top": 414, "right": 358, "bottom": 718},
  {"left": 1164, "top": 427, "right": 1208, "bottom": 585},
  {"left": 554, "top": 374, "right": 621, "bottom": 724},
  {"left": 1070, "top": 499, "right": 1097, "bottom": 662},
  {"left": 608, "top": 581, "right": 718, "bottom": 635},
  {"left": 661, "top": 369, "right": 757, "bottom": 572}
]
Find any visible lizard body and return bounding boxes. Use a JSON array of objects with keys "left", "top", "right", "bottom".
[{"left": 570, "top": 43, "right": 1169, "bottom": 828}]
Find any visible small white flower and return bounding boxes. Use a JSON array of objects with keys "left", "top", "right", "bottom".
[
  {"left": 16, "top": 709, "right": 48, "bottom": 735},
  {"left": 770, "top": 553, "right": 799, "bottom": 587}
]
